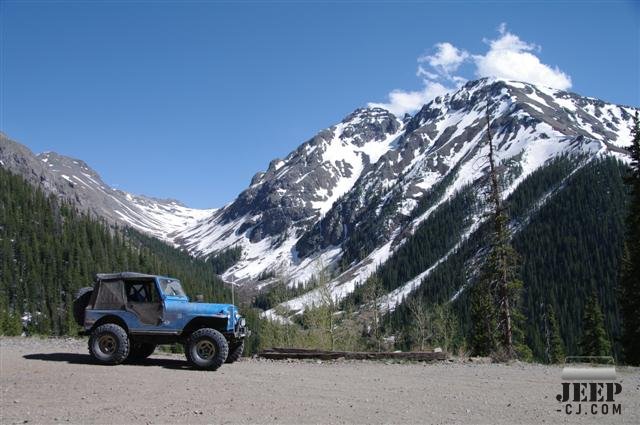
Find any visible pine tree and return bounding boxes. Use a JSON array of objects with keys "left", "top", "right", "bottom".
[
  {"left": 511, "top": 301, "right": 533, "bottom": 361},
  {"left": 0, "top": 167, "right": 232, "bottom": 336},
  {"left": 469, "top": 279, "right": 496, "bottom": 356},
  {"left": 580, "top": 292, "right": 612, "bottom": 357},
  {"left": 546, "top": 304, "right": 565, "bottom": 363},
  {"left": 2, "top": 311, "right": 23, "bottom": 336},
  {"left": 386, "top": 156, "right": 627, "bottom": 360},
  {"left": 619, "top": 112, "right": 640, "bottom": 365},
  {"left": 469, "top": 103, "right": 529, "bottom": 359}
]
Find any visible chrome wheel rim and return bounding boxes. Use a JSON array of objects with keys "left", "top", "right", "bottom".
[
  {"left": 195, "top": 340, "right": 216, "bottom": 360},
  {"left": 98, "top": 334, "right": 117, "bottom": 354}
]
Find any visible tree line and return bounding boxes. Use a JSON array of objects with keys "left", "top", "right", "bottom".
[
  {"left": 2, "top": 113, "right": 638, "bottom": 365},
  {"left": 0, "top": 167, "right": 230, "bottom": 335}
]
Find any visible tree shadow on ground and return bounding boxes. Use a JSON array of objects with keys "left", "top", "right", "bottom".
[{"left": 22, "top": 353, "right": 199, "bottom": 371}]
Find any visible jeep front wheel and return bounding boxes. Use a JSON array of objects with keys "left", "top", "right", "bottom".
[
  {"left": 185, "top": 328, "right": 229, "bottom": 370},
  {"left": 88, "top": 323, "right": 130, "bottom": 365}
]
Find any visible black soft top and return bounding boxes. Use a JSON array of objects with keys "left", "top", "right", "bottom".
[{"left": 95, "top": 272, "right": 158, "bottom": 281}]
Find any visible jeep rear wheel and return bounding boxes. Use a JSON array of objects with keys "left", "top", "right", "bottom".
[
  {"left": 225, "top": 340, "right": 244, "bottom": 363},
  {"left": 89, "top": 323, "right": 130, "bottom": 365},
  {"left": 186, "top": 328, "right": 228, "bottom": 370}
]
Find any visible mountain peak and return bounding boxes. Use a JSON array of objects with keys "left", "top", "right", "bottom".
[
  {"left": 197, "top": 79, "right": 636, "bottom": 288},
  {"left": 342, "top": 106, "right": 396, "bottom": 122},
  {"left": 0, "top": 134, "right": 212, "bottom": 241},
  {"left": 3, "top": 81, "right": 637, "bottom": 298}
]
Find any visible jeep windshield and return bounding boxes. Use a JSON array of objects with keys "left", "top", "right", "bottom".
[{"left": 159, "top": 278, "right": 187, "bottom": 297}]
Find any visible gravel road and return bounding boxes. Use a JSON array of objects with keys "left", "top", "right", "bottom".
[{"left": 1, "top": 337, "right": 638, "bottom": 424}]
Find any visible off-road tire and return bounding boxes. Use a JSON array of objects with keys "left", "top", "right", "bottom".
[
  {"left": 72, "top": 287, "right": 93, "bottom": 326},
  {"left": 128, "top": 342, "right": 156, "bottom": 361},
  {"left": 185, "top": 328, "right": 229, "bottom": 370},
  {"left": 88, "top": 323, "right": 130, "bottom": 365},
  {"left": 225, "top": 340, "right": 244, "bottom": 363}
]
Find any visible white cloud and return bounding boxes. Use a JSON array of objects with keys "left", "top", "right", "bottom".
[
  {"left": 474, "top": 24, "right": 572, "bottom": 90},
  {"left": 416, "top": 66, "right": 438, "bottom": 80},
  {"left": 368, "top": 81, "right": 449, "bottom": 117},
  {"left": 369, "top": 43, "right": 468, "bottom": 116},
  {"left": 418, "top": 42, "right": 469, "bottom": 80},
  {"left": 370, "top": 24, "right": 572, "bottom": 116}
]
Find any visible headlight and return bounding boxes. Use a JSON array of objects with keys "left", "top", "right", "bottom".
[{"left": 240, "top": 318, "right": 246, "bottom": 327}]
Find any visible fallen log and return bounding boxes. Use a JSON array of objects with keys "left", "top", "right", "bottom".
[{"left": 258, "top": 348, "right": 447, "bottom": 361}]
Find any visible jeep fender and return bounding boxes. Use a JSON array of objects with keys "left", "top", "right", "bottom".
[
  {"left": 182, "top": 316, "right": 229, "bottom": 337},
  {"left": 90, "top": 315, "right": 129, "bottom": 334}
]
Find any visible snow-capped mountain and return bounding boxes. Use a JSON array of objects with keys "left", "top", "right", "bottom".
[
  {"left": 0, "top": 134, "right": 213, "bottom": 239},
  {"left": 171, "top": 107, "right": 404, "bottom": 281},
  {"left": 174, "top": 78, "right": 635, "bottom": 296},
  {"left": 2, "top": 77, "right": 636, "bottom": 316}
]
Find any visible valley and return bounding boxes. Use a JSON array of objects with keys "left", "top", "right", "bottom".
[
  {"left": 0, "top": 77, "right": 637, "bottom": 362},
  {"left": 2, "top": 337, "right": 639, "bottom": 425}
]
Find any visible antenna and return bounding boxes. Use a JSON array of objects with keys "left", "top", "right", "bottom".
[{"left": 228, "top": 280, "right": 236, "bottom": 329}]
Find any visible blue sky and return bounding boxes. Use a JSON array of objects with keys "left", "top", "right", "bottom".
[{"left": 1, "top": 1, "right": 638, "bottom": 208}]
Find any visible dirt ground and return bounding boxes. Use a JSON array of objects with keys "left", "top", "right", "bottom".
[{"left": 1, "top": 337, "right": 638, "bottom": 424}]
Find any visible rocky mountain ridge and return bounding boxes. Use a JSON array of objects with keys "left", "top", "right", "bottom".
[
  {"left": 174, "top": 78, "right": 636, "bottom": 299},
  {"left": 0, "top": 133, "right": 213, "bottom": 240},
  {"left": 1, "top": 78, "right": 636, "bottom": 316}
]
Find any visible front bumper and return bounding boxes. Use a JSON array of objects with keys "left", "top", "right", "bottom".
[
  {"left": 233, "top": 317, "right": 249, "bottom": 339},
  {"left": 235, "top": 325, "right": 250, "bottom": 339}
]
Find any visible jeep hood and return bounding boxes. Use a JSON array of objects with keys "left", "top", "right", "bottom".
[{"left": 183, "top": 302, "right": 237, "bottom": 317}]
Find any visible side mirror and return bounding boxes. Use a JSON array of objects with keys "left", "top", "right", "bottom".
[{"left": 195, "top": 294, "right": 204, "bottom": 303}]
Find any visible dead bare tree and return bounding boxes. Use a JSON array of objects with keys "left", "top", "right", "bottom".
[
  {"left": 315, "top": 258, "right": 338, "bottom": 351},
  {"left": 362, "top": 276, "right": 384, "bottom": 352},
  {"left": 486, "top": 104, "right": 514, "bottom": 355},
  {"left": 406, "top": 297, "right": 431, "bottom": 351},
  {"left": 471, "top": 101, "right": 525, "bottom": 359}
]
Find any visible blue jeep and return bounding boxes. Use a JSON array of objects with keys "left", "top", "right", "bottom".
[{"left": 73, "top": 272, "right": 248, "bottom": 370}]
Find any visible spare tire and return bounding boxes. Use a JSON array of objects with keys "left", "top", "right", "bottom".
[{"left": 73, "top": 286, "right": 94, "bottom": 326}]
